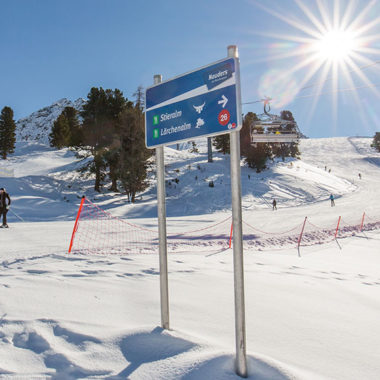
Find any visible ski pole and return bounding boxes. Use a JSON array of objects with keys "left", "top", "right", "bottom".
[
  {"left": 260, "top": 197, "right": 272, "bottom": 209},
  {"left": 9, "top": 208, "right": 25, "bottom": 222}
]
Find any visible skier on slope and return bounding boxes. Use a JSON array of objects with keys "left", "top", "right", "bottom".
[
  {"left": 0, "top": 188, "right": 11, "bottom": 228},
  {"left": 272, "top": 199, "right": 277, "bottom": 210},
  {"left": 329, "top": 193, "right": 335, "bottom": 207}
]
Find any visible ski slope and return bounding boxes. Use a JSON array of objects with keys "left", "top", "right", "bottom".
[{"left": 1, "top": 137, "right": 380, "bottom": 379}]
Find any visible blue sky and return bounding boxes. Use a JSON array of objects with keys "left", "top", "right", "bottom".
[{"left": 1, "top": 0, "right": 379, "bottom": 138}]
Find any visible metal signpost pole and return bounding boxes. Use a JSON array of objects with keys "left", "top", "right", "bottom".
[
  {"left": 154, "top": 74, "right": 170, "bottom": 330},
  {"left": 207, "top": 137, "right": 213, "bottom": 163},
  {"left": 228, "top": 45, "right": 247, "bottom": 378}
]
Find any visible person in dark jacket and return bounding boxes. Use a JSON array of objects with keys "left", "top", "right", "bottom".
[
  {"left": 329, "top": 193, "right": 335, "bottom": 207},
  {"left": 272, "top": 198, "right": 277, "bottom": 210},
  {"left": 0, "top": 188, "right": 11, "bottom": 228}
]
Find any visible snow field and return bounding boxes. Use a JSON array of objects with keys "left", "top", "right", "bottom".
[{"left": 1, "top": 227, "right": 380, "bottom": 379}]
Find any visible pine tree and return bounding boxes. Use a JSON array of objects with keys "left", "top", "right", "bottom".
[
  {"left": 282, "top": 110, "right": 300, "bottom": 158},
  {"left": 189, "top": 141, "right": 199, "bottom": 153},
  {"left": 271, "top": 110, "right": 300, "bottom": 161},
  {"left": 213, "top": 134, "right": 230, "bottom": 154},
  {"left": 63, "top": 107, "right": 82, "bottom": 147},
  {"left": 0, "top": 106, "right": 17, "bottom": 159},
  {"left": 49, "top": 113, "right": 71, "bottom": 148},
  {"left": 81, "top": 88, "right": 110, "bottom": 192},
  {"left": 49, "top": 107, "right": 82, "bottom": 149},
  {"left": 133, "top": 85, "right": 145, "bottom": 110},
  {"left": 372, "top": 132, "right": 380, "bottom": 152},
  {"left": 118, "top": 103, "right": 152, "bottom": 202},
  {"left": 81, "top": 87, "right": 127, "bottom": 192},
  {"left": 240, "top": 112, "right": 272, "bottom": 172}
]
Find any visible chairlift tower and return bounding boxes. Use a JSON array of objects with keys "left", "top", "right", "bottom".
[{"left": 250, "top": 97, "right": 300, "bottom": 144}]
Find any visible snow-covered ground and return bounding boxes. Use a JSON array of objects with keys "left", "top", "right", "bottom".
[{"left": 1, "top": 137, "right": 380, "bottom": 379}]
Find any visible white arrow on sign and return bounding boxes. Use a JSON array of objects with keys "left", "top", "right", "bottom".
[{"left": 218, "top": 95, "right": 228, "bottom": 108}]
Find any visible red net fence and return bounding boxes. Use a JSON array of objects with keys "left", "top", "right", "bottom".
[
  {"left": 68, "top": 197, "right": 158, "bottom": 255},
  {"left": 299, "top": 213, "right": 380, "bottom": 248},
  {"left": 68, "top": 197, "right": 232, "bottom": 255},
  {"left": 68, "top": 197, "right": 380, "bottom": 255}
]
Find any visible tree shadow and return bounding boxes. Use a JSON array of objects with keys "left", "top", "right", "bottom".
[{"left": 364, "top": 157, "right": 380, "bottom": 167}]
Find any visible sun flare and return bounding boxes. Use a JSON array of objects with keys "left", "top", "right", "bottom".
[
  {"left": 250, "top": 0, "right": 380, "bottom": 113},
  {"left": 314, "top": 29, "right": 357, "bottom": 63}
]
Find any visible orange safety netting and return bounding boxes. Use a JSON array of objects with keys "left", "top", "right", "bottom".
[{"left": 68, "top": 197, "right": 380, "bottom": 255}]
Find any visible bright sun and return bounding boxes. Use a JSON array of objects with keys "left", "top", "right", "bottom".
[
  {"left": 251, "top": 0, "right": 380, "bottom": 111},
  {"left": 314, "top": 29, "right": 357, "bottom": 62}
]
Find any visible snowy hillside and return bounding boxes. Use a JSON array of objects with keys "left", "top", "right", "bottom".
[
  {"left": 1, "top": 137, "right": 373, "bottom": 224},
  {"left": 1, "top": 136, "right": 380, "bottom": 379},
  {"left": 16, "top": 98, "right": 85, "bottom": 145}
]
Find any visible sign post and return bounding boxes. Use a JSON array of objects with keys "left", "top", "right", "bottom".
[
  {"left": 154, "top": 74, "right": 170, "bottom": 330},
  {"left": 146, "top": 46, "right": 247, "bottom": 377},
  {"left": 228, "top": 45, "right": 247, "bottom": 378}
]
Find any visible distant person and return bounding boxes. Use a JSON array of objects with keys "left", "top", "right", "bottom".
[
  {"left": 324, "top": 166, "right": 327, "bottom": 171},
  {"left": 272, "top": 199, "right": 277, "bottom": 210},
  {"left": 358, "top": 173, "right": 362, "bottom": 180},
  {"left": 329, "top": 194, "right": 335, "bottom": 207},
  {"left": 0, "top": 187, "right": 11, "bottom": 228}
]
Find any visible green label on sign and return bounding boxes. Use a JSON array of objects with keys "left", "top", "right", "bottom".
[
  {"left": 153, "top": 115, "right": 159, "bottom": 125},
  {"left": 153, "top": 128, "right": 159, "bottom": 139}
]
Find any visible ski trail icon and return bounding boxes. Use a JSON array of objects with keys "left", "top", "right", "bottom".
[{"left": 195, "top": 118, "right": 205, "bottom": 128}]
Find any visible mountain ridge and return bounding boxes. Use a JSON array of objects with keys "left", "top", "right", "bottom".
[{"left": 16, "top": 98, "right": 85, "bottom": 145}]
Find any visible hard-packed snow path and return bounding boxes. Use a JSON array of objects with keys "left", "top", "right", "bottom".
[{"left": 1, "top": 227, "right": 380, "bottom": 379}]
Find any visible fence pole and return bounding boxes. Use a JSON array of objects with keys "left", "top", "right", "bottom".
[
  {"left": 229, "top": 222, "right": 233, "bottom": 249},
  {"left": 297, "top": 217, "right": 307, "bottom": 257},
  {"left": 68, "top": 196, "right": 85, "bottom": 253},
  {"left": 297, "top": 217, "right": 307, "bottom": 248},
  {"left": 334, "top": 216, "right": 341, "bottom": 239},
  {"left": 359, "top": 212, "right": 365, "bottom": 232}
]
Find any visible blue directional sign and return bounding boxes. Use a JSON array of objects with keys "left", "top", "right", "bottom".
[{"left": 145, "top": 57, "right": 241, "bottom": 148}]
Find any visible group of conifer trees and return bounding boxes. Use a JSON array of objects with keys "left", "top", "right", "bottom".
[
  {"left": 372, "top": 132, "right": 380, "bottom": 152},
  {"left": 213, "top": 110, "right": 300, "bottom": 172},
  {"left": 49, "top": 86, "right": 152, "bottom": 202},
  {"left": 0, "top": 107, "right": 16, "bottom": 160},
  {"left": 1, "top": 88, "right": 303, "bottom": 197}
]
